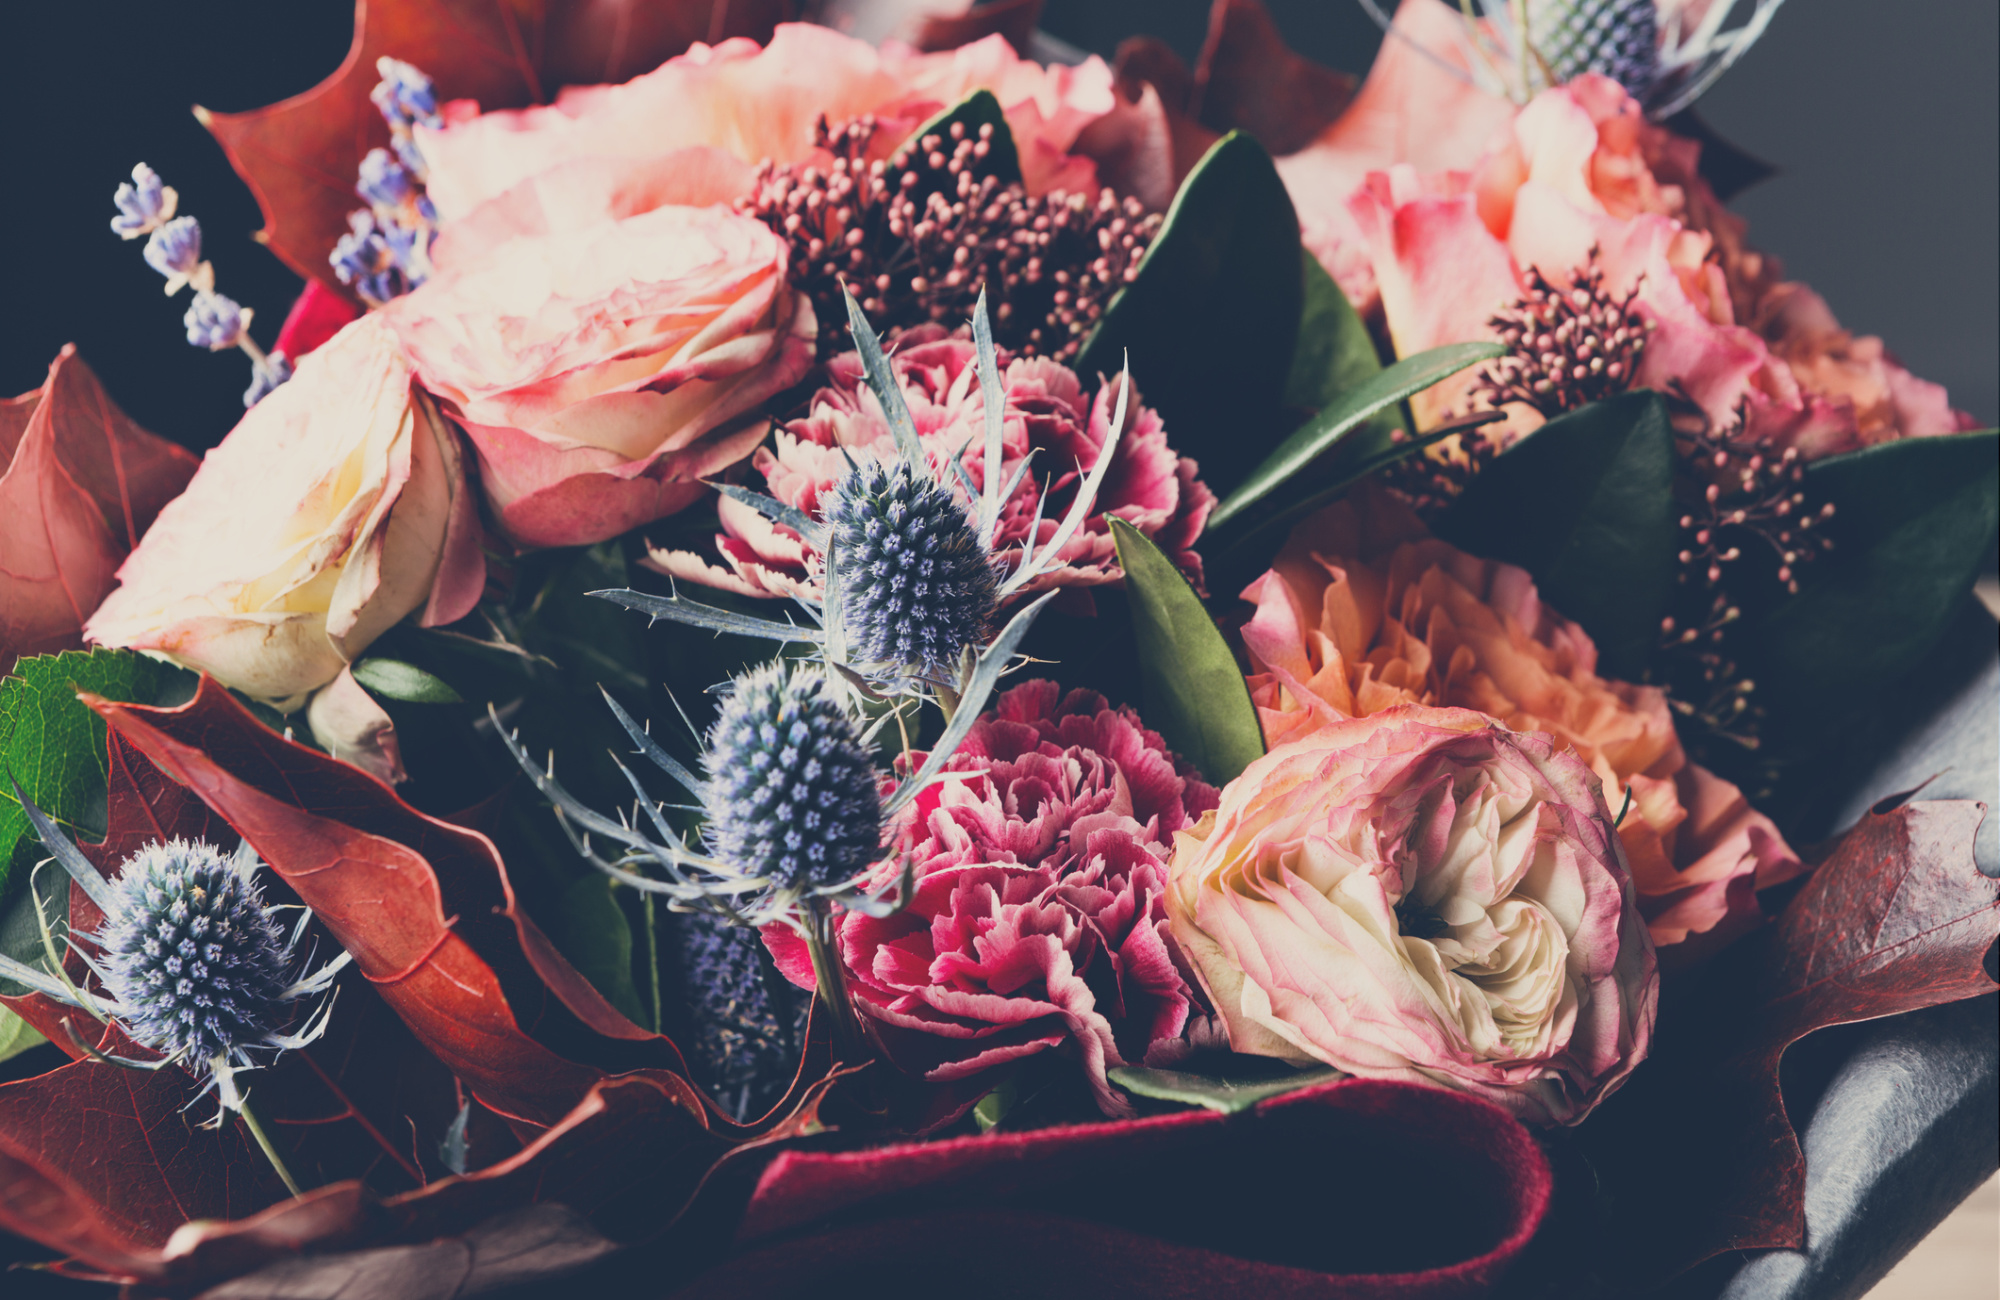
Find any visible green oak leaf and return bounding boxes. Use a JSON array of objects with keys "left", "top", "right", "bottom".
[
  {"left": 1436, "top": 391, "right": 1677, "bottom": 678},
  {"left": 1110, "top": 519, "right": 1265, "bottom": 785},
  {"left": 0, "top": 650, "right": 190, "bottom": 905},
  {"left": 1110, "top": 1063, "right": 1344, "bottom": 1114},
  {"left": 1080, "top": 132, "right": 1303, "bottom": 499}
]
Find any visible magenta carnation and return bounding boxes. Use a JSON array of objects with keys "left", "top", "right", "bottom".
[
  {"left": 646, "top": 325, "right": 1216, "bottom": 604},
  {"left": 766, "top": 681, "right": 1220, "bottom": 1116}
]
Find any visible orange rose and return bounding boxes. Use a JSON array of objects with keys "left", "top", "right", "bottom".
[{"left": 1238, "top": 489, "right": 1802, "bottom": 947}]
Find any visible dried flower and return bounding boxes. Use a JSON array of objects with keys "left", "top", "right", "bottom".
[
  {"left": 110, "top": 162, "right": 176, "bottom": 239},
  {"left": 740, "top": 115, "right": 1161, "bottom": 361}
]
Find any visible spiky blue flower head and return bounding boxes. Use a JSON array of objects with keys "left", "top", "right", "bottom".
[
  {"left": 821, "top": 459, "right": 999, "bottom": 676},
  {"left": 111, "top": 163, "right": 175, "bottom": 239},
  {"left": 1529, "top": 0, "right": 1661, "bottom": 101},
  {"left": 703, "top": 662, "right": 882, "bottom": 889},
  {"left": 142, "top": 215, "right": 203, "bottom": 280},
  {"left": 184, "top": 291, "right": 249, "bottom": 351},
  {"left": 371, "top": 57, "right": 440, "bottom": 130},
  {"left": 673, "top": 910, "right": 809, "bottom": 1121},
  {"left": 94, "top": 840, "right": 293, "bottom": 1068}
]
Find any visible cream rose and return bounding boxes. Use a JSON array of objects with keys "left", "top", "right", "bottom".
[
  {"left": 85, "top": 313, "right": 484, "bottom": 708},
  {"left": 1166, "top": 705, "right": 1657, "bottom": 1125}
]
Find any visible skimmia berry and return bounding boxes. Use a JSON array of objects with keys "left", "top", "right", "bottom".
[
  {"left": 703, "top": 662, "right": 883, "bottom": 889},
  {"left": 822, "top": 459, "right": 999, "bottom": 677},
  {"left": 94, "top": 839, "right": 294, "bottom": 1067}
]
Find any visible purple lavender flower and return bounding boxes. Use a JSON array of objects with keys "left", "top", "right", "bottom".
[
  {"left": 356, "top": 148, "right": 415, "bottom": 209},
  {"left": 110, "top": 162, "right": 176, "bottom": 239},
  {"left": 370, "top": 56, "right": 440, "bottom": 130},
  {"left": 244, "top": 351, "right": 292, "bottom": 408},
  {"left": 185, "top": 291, "right": 249, "bottom": 351},
  {"left": 142, "top": 216, "right": 203, "bottom": 281}
]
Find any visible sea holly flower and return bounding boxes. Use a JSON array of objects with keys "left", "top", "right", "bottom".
[{"left": 0, "top": 790, "right": 350, "bottom": 1192}]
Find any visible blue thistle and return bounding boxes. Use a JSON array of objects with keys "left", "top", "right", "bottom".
[
  {"left": 672, "top": 910, "right": 809, "bottom": 1121},
  {"left": 822, "top": 459, "right": 999, "bottom": 676},
  {"left": 94, "top": 840, "right": 294, "bottom": 1068},
  {"left": 703, "top": 662, "right": 883, "bottom": 890},
  {"left": 1530, "top": 0, "right": 1661, "bottom": 101}
]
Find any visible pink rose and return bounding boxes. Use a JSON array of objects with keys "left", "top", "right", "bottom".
[
  {"left": 418, "top": 24, "right": 1121, "bottom": 221},
  {"left": 649, "top": 324, "right": 1214, "bottom": 603},
  {"left": 1166, "top": 704, "right": 1658, "bottom": 1125},
  {"left": 384, "top": 156, "right": 815, "bottom": 549},
  {"left": 1, "top": 347, "right": 196, "bottom": 673},
  {"left": 1238, "top": 488, "right": 1802, "bottom": 947},
  {"left": 766, "top": 681, "right": 1220, "bottom": 1115},
  {"left": 86, "top": 314, "right": 484, "bottom": 708}
]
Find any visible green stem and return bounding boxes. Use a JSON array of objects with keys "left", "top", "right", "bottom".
[
  {"left": 234, "top": 1084, "right": 303, "bottom": 1198},
  {"left": 934, "top": 681, "right": 960, "bottom": 727},
  {"left": 801, "top": 901, "right": 863, "bottom": 1066},
  {"left": 643, "top": 892, "right": 663, "bottom": 1035}
]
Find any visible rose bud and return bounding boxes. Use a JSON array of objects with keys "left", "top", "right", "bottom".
[
  {"left": 86, "top": 314, "right": 485, "bottom": 709},
  {"left": 384, "top": 156, "right": 816, "bottom": 549},
  {"left": 1166, "top": 704, "right": 1657, "bottom": 1125}
]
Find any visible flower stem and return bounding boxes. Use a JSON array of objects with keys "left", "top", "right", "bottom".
[
  {"left": 643, "top": 892, "right": 664, "bottom": 1035},
  {"left": 801, "top": 900, "right": 863, "bottom": 1066},
  {"left": 235, "top": 1089, "right": 304, "bottom": 1198}
]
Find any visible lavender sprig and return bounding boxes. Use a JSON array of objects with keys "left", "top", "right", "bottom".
[{"left": 332, "top": 57, "right": 441, "bottom": 307}]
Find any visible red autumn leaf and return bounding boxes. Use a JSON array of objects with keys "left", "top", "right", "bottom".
[
  {"left": 1581, "top": 797, "right": 1999, "bottom": 1284},
  {"left": 85, "top": 676, "right": 702, "bottom": 1131},
  {"left": 1189, "top": 0, "right": 1356, "bottom": 155},
  {"left": 0, "top": 347, "right": 198, "bottom": 673},
  {"left": 201, "top": 0, "right": 793, "bottom": 293}
]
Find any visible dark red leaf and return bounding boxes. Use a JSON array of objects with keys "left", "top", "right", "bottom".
[
  {"left": 1580, "top": 798, "right": 1998, "bottom": 1284},
  {"left": 270, "top": 279, "right": 363, "bottom": 362},
  {"left": 200, "top": 0, "right": 792, "bottom": 293},
  {"left": 910, "top": 0, "right": 1043, "bottom": 56},
  {"left": 1190, "top": 0, "right": 1355, "bottom": 155},
  {"left": 0, "top": 348, "right": 198, "bottom": 672}
]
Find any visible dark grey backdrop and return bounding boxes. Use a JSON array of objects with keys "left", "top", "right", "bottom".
[{"left": 1, "top": 0, "right": 1994, "bottom": 452}]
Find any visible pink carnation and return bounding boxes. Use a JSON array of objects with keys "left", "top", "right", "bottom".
[
  {"left": 766, "top": 681, "right": 1220, "bottom": 1116},
  {"left": 648, "top": 325, "right": 1215, "bottom": 604}
]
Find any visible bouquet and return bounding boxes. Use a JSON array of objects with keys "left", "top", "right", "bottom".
[{"left": 1, "top": 1, "right": 1993, "bottom": 1295}]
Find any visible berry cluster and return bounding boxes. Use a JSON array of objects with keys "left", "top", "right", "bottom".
[
  {"left": 702, "top": 663, "right": 884, "bottom": 889},
  {"left": 1473, "top": 257, "right": 1652, "bottom": 418},
  {"left": 95, "top": 840, "right": 293, "bottom": 1067},
  {"left": 822, "top": 459, "right": 1000, "bottom": 675},
  {"left": 740, "top": 115, "right": 1161, "bottom": 360}
]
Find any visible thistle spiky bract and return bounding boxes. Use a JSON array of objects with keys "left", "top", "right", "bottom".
[
  {"left": 1530, "top": 0, "right": 1660, "bottom": 100},
  {"left": 821, "top": 460, "right": 999, "bottom": 678},
  {"left": 703, "top": 662, "right": 884, "bottom": 889},
  {"left": 95, "top": 839, "right": 294, "bottom": 1068}
]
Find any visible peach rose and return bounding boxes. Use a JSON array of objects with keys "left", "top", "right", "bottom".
[
  {"left": 86, "top": 314, "right": 484, "bottom": 709},
  {"left": 1238, "top": 490, "right": 1802, "bottom": 948},
  {"left": 1166, "top": 704, "right": 1657, "bottom": 1125},
  {"left": 384, "top": 155, "right": 815, "bottom": 549},
  {"left": 417, "top": 24, "right": 1121, "bottom": 220}
]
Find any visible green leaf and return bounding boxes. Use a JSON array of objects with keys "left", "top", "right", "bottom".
[
  {"left": 1751, "top": 428, "right": 1999, "bottom": 726},
  {"left": 1079, "top": 132, "right": 1302, "bottom": 499},
  {"left": 0, "top": 650, "right": 189, "bottom": 905},
  {"left": 0, "top": 1007, "right": 45, "bottom": 1064},
  {"left": 1110, "top": 519, "right": 1265, "bottom": 785},
  {"left": 898, "top": 89, "right": 1020, "bottom": 186},
  {"left": 1110, "top": 1063, "right": 1343, "bottom": 1114},
  {"left": 1435, "top": 392, "right": 1677, "bottom": 677},
  {"left": 1285, "top": 247, "right": 1390, "bottom": 413},
  {"left": 553, "top": 874, "right": 643, "bottom": 1025},
  {"left": 350, "top": 658, "right": 464, "bottom": 705},
  {"left": 973, "top": 1071, "right": 1021, "bottom": 1133},
  {"left": 1209, "top": 341, "right": 1502, "bottom": 534}
]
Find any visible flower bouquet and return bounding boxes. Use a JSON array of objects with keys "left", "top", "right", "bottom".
[{"left": 1, "top": 1, "right": 1993, "bottom": 1296}]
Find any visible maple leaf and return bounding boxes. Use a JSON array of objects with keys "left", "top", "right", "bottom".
[
  {"left": 201, "top": 0, "right": 793, "bottom": 292},
  {"left": 0, "top": 347, "right": 197, "bottom": 674},
  {"left": 1574, "top": 796, "right": 1998, "bottom": 1288}
]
